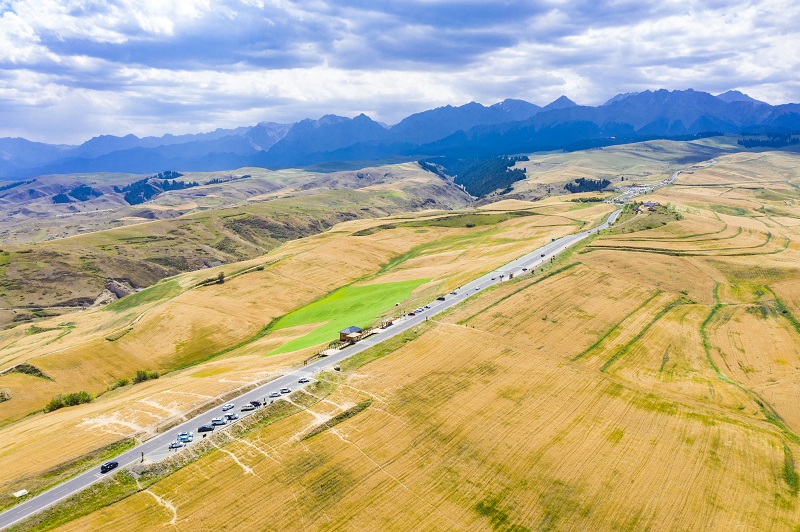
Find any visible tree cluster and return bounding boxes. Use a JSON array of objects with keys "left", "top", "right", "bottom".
[
  {"left": 738, "top": 135, "right": 799, "bottom": 148},
  {"left": 565, "top": 177, "right": 611, "bottom": 193},
  {"left": 114, "top": 171, "right": 198, "bottom": 205},
  {"left": 419, "top": 155, "right": 528, "bottom": 197}
]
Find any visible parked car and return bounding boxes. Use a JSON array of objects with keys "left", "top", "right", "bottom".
[
  {"left": 436, "top": 296, "right": 445, "bottom": 301},
  {"left": 521, "top": 268, "right": 528, "bottom": 271},
  {"left": 221, "top": 404, "right": 234, "bottom": 411},
  {"left": 408, "top": 311, "right": 416, "bottom": 316},
  {"left": 177, "top": 431, "right": 193, "bottom": 443},
  {"left": 168, "top": 441, "right": 185, "bottom": 449},
  {"left": 298, "top": 377, "right": 310, "bottom": 384},
  {"left": 100, "top": 461, "right": 119, "bottom": 474},
  {"left": 240, "top": 404, "right": 255, "bottom": 412},
  {"left": 250, "top": 400, "right": 262, "bottom": 407},
  {"left": 424, "top": 305, "right": 431, "bottom": 309},
  {"left": 269, "top": 391, "right": 281, "bottom": 398},
  {"left": 541, "top": 253, "right": 545, "bottom": 257},
  {"left": 491, "top": 277, "right": 496, "bottom": 280},
  {"left": 224, "top": 413, "right": 239, "bottom": 421},
  {"left": 198, "top": 424, "right": 214, "bottom": 432},
  {"left": 211, "top": 417, "right": 226, "bottom": 426},
  {"left": 450, "top": 291, "right": 457, "bottom": 295},
  {"left": 280, "top": 387, "right": 291, "bottom": 394}
]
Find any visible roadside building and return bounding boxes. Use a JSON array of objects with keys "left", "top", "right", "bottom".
[{"left": 339, "top": 326, "right": 363, "bottom": 343}]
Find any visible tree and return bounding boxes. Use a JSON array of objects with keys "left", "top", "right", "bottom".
[{"left": 217, "top": 272, "right": 225, "bottom": 284}]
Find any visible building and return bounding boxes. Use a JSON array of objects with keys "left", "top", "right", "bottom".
[{"left": 339, "top": 325, "right": 363, "bottom": 343}]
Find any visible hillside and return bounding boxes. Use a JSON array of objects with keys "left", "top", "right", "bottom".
[
  {"left": 0, "top": 163, "right": 468, "bottom": 327},
  {"left": 2, "top": 144, "right": 800, "bottom": 530}
]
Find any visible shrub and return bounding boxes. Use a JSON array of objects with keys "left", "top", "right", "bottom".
[
  {"left": 132, "top": 370, "right": 159, "bottom": 384},
  {"left": 108, "top": 378, "right": 130, "bottom": 391},
  {"left": 45, "top": 391, "right": 93, "bottom": 412}
]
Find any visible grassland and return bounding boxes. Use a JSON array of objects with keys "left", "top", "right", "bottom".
[
  {"left": 268, "top": 279, "right": 429, "bottom": 354},
  {"left": 5, "top": 143, "right": 800, "bottom": 530}
]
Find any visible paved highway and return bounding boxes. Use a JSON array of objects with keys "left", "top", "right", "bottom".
[{"left": 0, "top": 208, "right": 620, "bottom": 530}]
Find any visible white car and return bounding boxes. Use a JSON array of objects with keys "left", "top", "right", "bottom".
[
  {"left": 298, "top": 377, "right": 310, "bottom": 384},
  {"left": 224, "top": 413, "right": 239, "bottom": 421},
  {"left": 241, "top": 404, "right": 256, "bottom": 412},
  {"left": 211, "top": 417, "right": 227, "bottom": 426},
  {"left": 221, "top": 404, "right": 234, "bottom": 411}
]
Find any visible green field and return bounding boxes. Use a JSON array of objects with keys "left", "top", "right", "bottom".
[{"left": 269, "top": 279, "right": 429, "bottom": 354}]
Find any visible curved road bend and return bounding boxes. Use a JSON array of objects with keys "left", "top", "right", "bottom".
[{"left": 0, "top": 208, "right": 620, "bottom": 530}]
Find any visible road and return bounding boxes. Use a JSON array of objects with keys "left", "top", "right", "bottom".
[{"left": 0, "top": 208, "right": 620, "bottom": 530}]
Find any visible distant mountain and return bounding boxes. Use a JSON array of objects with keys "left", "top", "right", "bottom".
[
  {"left": 1, "top": 89, "right": 799, "bottom": 179},
  {"left": 389, "top": 100, "right": 541, "bottom": 144},
  {"left": 541, "top": 96, "right": 577, "bottom": 111},
  {"left": 603, "top": 92, "right": 639, "bottom": 105},
  {"left": 716, "top": 90, "right": 767, "bottom": 105}
]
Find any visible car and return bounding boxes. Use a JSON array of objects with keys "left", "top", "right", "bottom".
[
  {"left": 436, "top": 296, "right": 445, "bottom": 301},
  {"left": 415, "top": 308, "right": 424, "bottom": 313},
  {"left": 334, "top": 365, "right": 341, "bottom": 371},
  {"left": 280, "top": 387, "right": 291, "bottom": 394},
  {"left": 269, "top": 391, "right": 281, "bottom": 398},
  {"left": 424, "top": 305, "right": 431, "bottom": 309},
  {"left": 541, "top": 253, "right": 545, "bottom": 257},
  {"left": 221, "top": 404, "right": 234, "bottom": 411},
  {"left": 250, "top": 400, "right": 262, "bottom": 407},
  {"left": 521, "top": 267, "right": 528, "bottom": 271},
  {"left": 491, "top": 277, "right": 496, "bottom": 280},
  {"left": 475, "top": 287, "right": 480, "bottom": 290},
  {"left": 224, "top": 413, "right": 239, "bottom": 421},
  {"left": 240, "top": 404, "right": 255, "bottom": 412},
  {"left": 450, "top": 291, "right": 457, "bottom": 295},
  {"left": 198, "top": 424, "right": 214, "bottom": 432},
  {"left": 298, "top": 377, "right": 310, "bottom": 384},
  {"left": 177, "top": 431, "right": 193, "bottom": 442},
  {"left": 100, "top": 461, "right": 119, "bottom": 474},
  {"left": 168, "top": 441, "right": 185, "bottom": 449},
  {"left": 211, "top": 417, "right": 226, "bottom": 426},
  {"left": 408, "top": 311, "right": 416, "bottom": 316}
]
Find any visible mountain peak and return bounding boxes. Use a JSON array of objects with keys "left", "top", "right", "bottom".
[
  {"left": 542, "top": 95, "right": 577, "bottom": 111},
  {"left": 603, "top": 92, "right": 640, "bottom": 106},
  {"left": 716, "top": 90, "right": 767, "bottom": 105}
]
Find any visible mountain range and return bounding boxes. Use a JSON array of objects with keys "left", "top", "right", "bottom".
[{"left": 1, "top": 89, "right": 798, "bottom": 178}]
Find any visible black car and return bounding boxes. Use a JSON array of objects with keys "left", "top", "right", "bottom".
[
  {"left": 436, "top": 296, "right": 445, "bottom": 301},
  {"left": 250, "top": 400, "right": 262, "bottom": 407},
  {"left": 100, "top": 461, "right": 119, "bottom": 474},
  {"left": 198, "top": 424, "right": 215, "bottom": 433}
]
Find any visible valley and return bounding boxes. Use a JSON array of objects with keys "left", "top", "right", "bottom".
[{"left": 0, "top": 139, "right": 799, "bottom": 530}]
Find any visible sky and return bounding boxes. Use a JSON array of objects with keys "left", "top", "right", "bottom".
[{"left": 1, "top": 0, "right": 798, "bottom": 144}]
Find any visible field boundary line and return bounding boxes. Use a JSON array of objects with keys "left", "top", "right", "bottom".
[
  {"left": 571, "top": 289, "right": 663, "bottom": 362},
  {"left": 600, "top": 296, "right": 686, "bottom": 372}
]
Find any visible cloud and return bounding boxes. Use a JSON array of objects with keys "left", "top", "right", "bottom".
[{"left": 0, "top": 0, "right": 798, "bottom": 143}]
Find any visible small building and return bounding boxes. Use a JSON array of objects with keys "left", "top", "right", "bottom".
[
  {"left": 339, "top": 326, "right": 363, "bottom": 343},
  {"left": 642, "top": 201, "right": 660, "bottom": 208}
]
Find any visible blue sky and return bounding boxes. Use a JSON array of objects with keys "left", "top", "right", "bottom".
[{"left": 0, "top": 0, "right": 798, "bottom": 143}]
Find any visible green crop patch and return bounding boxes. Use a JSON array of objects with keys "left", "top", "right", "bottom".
[{"left": 269, "top": 278, "right": 428, "bottom": 354}]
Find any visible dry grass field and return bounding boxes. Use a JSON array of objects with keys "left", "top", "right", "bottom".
[
  {"left": 5, "top": 144, "right": 800, "bottom": 531},
  {"left": 0, "top": 193, "right": 612, "bottom": 511}
]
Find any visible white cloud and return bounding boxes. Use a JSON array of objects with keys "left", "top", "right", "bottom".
[{"left": 0, "top": 0, "right": 798, "bottom": 142}]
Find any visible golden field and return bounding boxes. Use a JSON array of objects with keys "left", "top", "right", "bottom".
[{"left": 4, "top": 143, "right": 800, "bottom": 530}]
